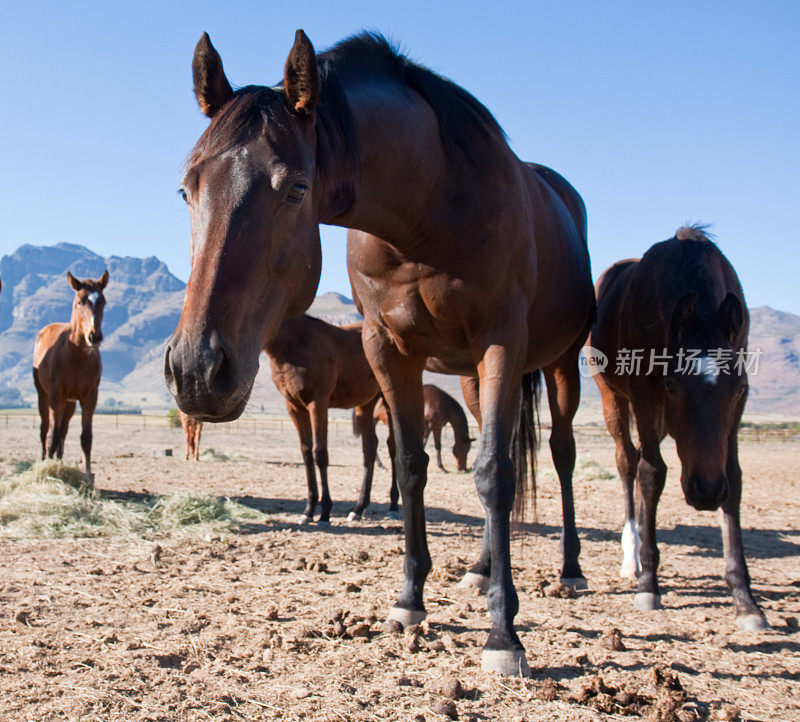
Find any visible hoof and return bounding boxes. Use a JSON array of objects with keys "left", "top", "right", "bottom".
[
  {"left": 347, "top": 511, "right": 362, "bottom": 523},
  {"left": 560, "top": 577, "right": 588, "bottom": 591},
  {"left": 481, "top": 648, "right": 532, "bottom": 677},
  {"left": 737, "top": 613, "right": 769, "bottom": 632},
  {"left": 633, "top": 592, "right": 662, "bottom": 611},
  {"left": 297, "top": 514, "right": 312, "bottom": 525},
  {"left": 458, "top": 572, "right": 490, "bottom": 593},
  {"left": 316, "top": 519, "right": 331, "bottom": 528},
  {"left": 620, "top": 562, "right": 639, "bottom": 581},
  {"left": 387, "top": 606, "right": 427, "bottom": 628},
  {"left": 385, "top": 510, "right": 401, "bottom": 521}
]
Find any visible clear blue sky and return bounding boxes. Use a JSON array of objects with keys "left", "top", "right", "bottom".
[{"left": 2, "top": 1, "right": 798, "bottom": 312}]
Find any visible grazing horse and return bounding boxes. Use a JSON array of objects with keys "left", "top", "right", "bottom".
[
  {"left": 179, "top": 410, "right": 203, "bottom": 460},
  {"left": 165, "top": 31, "right": 594, "bottom": 675},
  {"left": 590, "top": 225, "right": 767, "bottom": 631},
  {"left": 374, "top": 384, "right": 474, "bottom": 472},
  {"left": 33, "top": 271, "right": 108, "bottom": 474},
  {"left": 265, "top": 314, "right": 396, "bottom": 523}
]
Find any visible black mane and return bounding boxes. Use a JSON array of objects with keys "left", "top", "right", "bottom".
[
  {"left": 319, "top": 32, "right": 506, "bottom": 160},
  {"left": 188, "top": 31, "right": 506, "bottom": 180}
]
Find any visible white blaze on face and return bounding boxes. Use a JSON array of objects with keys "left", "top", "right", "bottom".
[
  {"left": 698, "top": 355, "right": 719, "bottom": 385},
  {"left": 86, "top": 292, "right": 101, "bottom": 344},
  {"left": 620, "top": 519, "right": 642, "bottom": 580}
]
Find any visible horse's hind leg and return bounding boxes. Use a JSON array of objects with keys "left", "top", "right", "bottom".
[
  {"left": 348, "top": 399, "right": 379, "bottom": 521},
  {"left": 543, "top": 357, "right": 585, "bottom": 588},
  {"left": 33, "top": 371, "right": 49, "bottom": 460},
  {"left": 386, "top": 423, "right": 400, "bottom": 518},
  {"left": 287, "top": 403, "right": 317, "bottom": 524},
  {"left": 79, "top": 393, "right": 96, "bottom": 475},
  {"left": 309, "top": 400, "right": 332, "bottom": 524},
  {"left": 597, "top": 377, "right": 640, "bottom": 579},
  {"left": 457, "top": 375, "right": 490, "bottom": 592},
  {"left": 721, "top": 426, "right": 768, "bottom": 630},
  {"left": 432, "top": 424, "right": 446, "bottom": 472}
]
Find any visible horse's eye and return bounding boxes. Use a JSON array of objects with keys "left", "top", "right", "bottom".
[
  {"left": 178, "top": 188, "right": 188, "bottom": 204},
  {"left": 737, "top": 384, "right": 747, "bottom": 397},
  {"left": 286, "top": 183, "right": 308, "bottom": 205},
  {"left": 665, "top": 378, "right": 677, "bottom": 393}
]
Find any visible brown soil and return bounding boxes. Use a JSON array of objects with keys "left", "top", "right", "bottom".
[{"left": 0, "top": 414, "right": 798, "bottom": 720}]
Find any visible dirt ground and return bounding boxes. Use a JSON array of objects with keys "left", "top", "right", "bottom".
[{"left": 0, "top": 414, "right": 798, "bottom": 721}]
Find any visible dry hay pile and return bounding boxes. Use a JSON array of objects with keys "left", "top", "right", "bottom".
[{"left": 0, "top": 461, "right": 265, "bottom": 539}]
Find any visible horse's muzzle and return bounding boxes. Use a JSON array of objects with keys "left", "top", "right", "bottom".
[
  {"left": 685, "top": 474, "right": 730, "bottom": 511},
  {"left": 164, "top": 330, "right": 251, "bottom": 421}
]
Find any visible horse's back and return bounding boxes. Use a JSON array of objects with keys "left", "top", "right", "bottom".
[
  {"left": 527, "top": 163, "right": 587, "bottom": 244},
  {"left": 522, "top": 162, "right": 594, "bottom": 367}
]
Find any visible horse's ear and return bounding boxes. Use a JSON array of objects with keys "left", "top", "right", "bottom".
[
  {"left": 717, "top": 293, "right": 744, "bottom": 342},
  {"left": 67, "top": 272, "right": 82, "bottom": 291},
  {"left": 192, "top": 32, "right": 234, "bottom": 118},
  {"left": 98, "top": 270, "right": 109, "bottom": 290},
  {"left": 669, "top": 291, "right": 699, "bottom": 341},
  {"left": 284, "top": 29, "right": 319, "bottom": 116}
]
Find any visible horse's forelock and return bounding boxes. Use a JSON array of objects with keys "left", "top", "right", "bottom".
[{"left": 186, "top": 87, "right": 284, "bottom": 168}]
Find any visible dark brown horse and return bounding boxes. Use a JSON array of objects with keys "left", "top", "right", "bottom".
[
  {"left": 590, "top": 225, "right": 766, "bottom": 631},
  {"left": 179, "top": 410, "right": 203, "bottom": 460},
  {"left": 33, "top": 271, "right": 108, "bottom": 474},
  {"left": 265, "top": 314, "right": 397, "bottom": 523},
  {"left": 165, "top": 31, "right": 594, "bottom": 675},
  {"left": 374, "top": 384, "right": 474, "bottom": 472}
]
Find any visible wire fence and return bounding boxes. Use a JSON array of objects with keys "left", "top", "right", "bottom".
[{"left": 2, "top": 412, "right": 798, "bottom": 445}]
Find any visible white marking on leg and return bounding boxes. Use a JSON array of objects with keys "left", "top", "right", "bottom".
[{"left": 620, "top": 518, "right": 642, "bottom": 580}]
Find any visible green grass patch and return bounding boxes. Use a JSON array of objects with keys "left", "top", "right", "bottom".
[{"left": 0, "top": 461, "right": 265, "bottom": 539}]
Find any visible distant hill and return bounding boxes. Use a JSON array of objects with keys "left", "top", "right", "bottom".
[{"left": 1, "top": 243, "right": 798, "bottom": 418}]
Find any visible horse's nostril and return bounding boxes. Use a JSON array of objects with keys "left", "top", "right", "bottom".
[
  {"left": 209, "top": 346, "right": 235, "bottom": 394},
  {"left": 163, "top": 344, "right": 180, "bottom": 395}
]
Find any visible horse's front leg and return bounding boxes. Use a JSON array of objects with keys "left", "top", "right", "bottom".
[
  {"left": 632, "top": 405, "right": 667, "bottom": 611},
  {"left": 47, "top": 400, "right": 64, "bottom": 460},
  {"left": 474, "top": 337, "right": 531, "bottom": 676},
  {"left": 80, "top": 393, "right": 96, "bottom": 475},
  {"left": 721, "top": 429, "right": 768, "bottom": 630},
  {"left": 362, "top": 322, "right": 429, "bottom": 626}
]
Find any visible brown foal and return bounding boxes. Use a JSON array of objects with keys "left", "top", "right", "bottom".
[
  {"left": 590, "top": 225, "right": 766, "bottom": 631},
  {"left": 33, "top": 271, "right": 108, "bottom": 474}
]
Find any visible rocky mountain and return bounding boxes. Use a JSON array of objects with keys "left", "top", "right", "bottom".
[{"left": 1, "top": 243, "right": 798, "bottom": 418}]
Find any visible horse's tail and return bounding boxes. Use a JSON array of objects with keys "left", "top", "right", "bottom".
[{"left": 512, "top": 370, "right": 542, "bottom": 524}]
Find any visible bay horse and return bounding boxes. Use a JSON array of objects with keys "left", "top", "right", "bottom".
[
  {"left": 373, "top": 384, "right": 474, "bottom": 472},
  {"left": 265, "top": 314, "right": 397, "bottom": 523},
  {"left": 33, "top": 270, "right": 108, "bottom": 474},
  {"left": 165, "top": 31, "right": 594, "bottom": 675},
  {"left": 589, "top": 225, "right": 767, "bottom": 631},
  {"left": 179, "top": 410, "right": 203, "bottom": 460}
]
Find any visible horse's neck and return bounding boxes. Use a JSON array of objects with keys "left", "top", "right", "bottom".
[
  {"left": 323, "top": 83, "right": 506, "bottom": 247},
  {"left": 67, "top": 311, "right": 87, "bottom": 349},
  {"left": 445, "top": 396, "right": 470, "bottom": 441}
]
